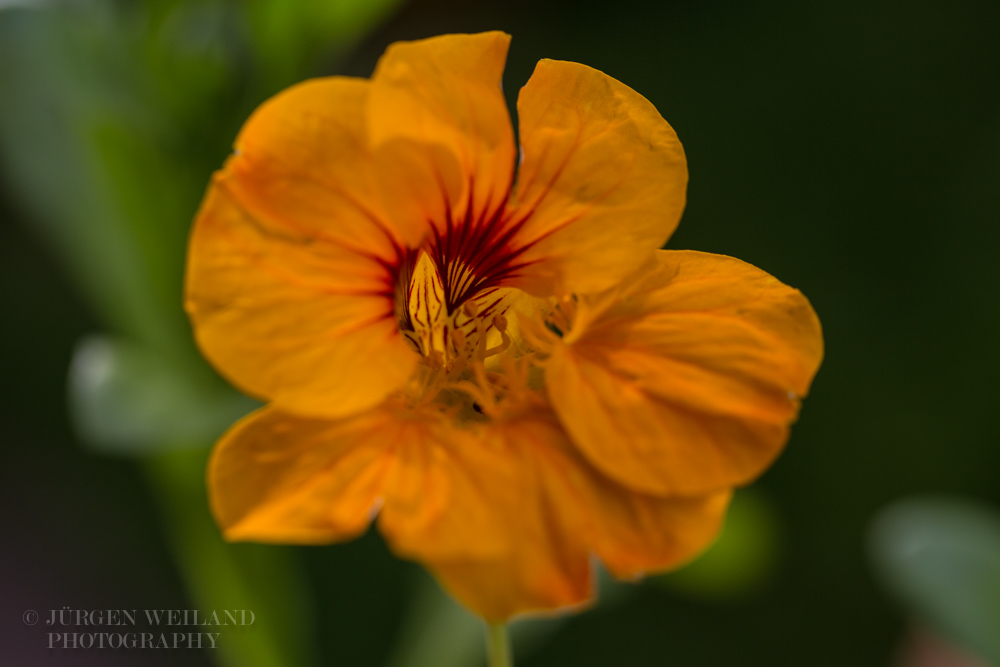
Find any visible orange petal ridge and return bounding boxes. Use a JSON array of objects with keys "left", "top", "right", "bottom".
[
  {"left": 186, "top": 78, "right": 421, "bottom": 419},
  {"left": 210, "top": 404, "right": 508, "bottom": 561},
  {"left": 506, "top": 60, "right": 688, "bottom": 296},
  {"left": 210, "top": 406, "right": 393, "bottom": 544},
  {"left": 186, "top": 182, "right": 419, "bottom": 420},
  {"left": 546, "top": 250, "right": 824, "bottom": 496},
  {"left": 369, "top": 31, "right": 516, "bottom": 227},
  {"left": 432, "top": 410, "right": 729, "bottom": 620}
]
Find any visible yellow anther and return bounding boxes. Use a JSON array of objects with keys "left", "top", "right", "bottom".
[
  {"left": 463, "top": 300, "right": 480, "bottom": 318},
  {"left": 451, "top": 328, "right": 467, "bottom": 353},
  {"left": 492, "top": 314, "right": 508, "bottom": 332}
]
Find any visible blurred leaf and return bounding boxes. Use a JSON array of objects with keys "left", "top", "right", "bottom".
[
  {"left": 142, "top": 1, "right": 239, "bottom": 125},
  {"left": 146, "top": 447, "right": 318, "bottom": 667},
  {"left": 246, "top": 0, "right": 406, "bottom": 93},
  {"left": 0, "top": 0, "right": 405, "bottom": 360},
  {"left": 0, "top": 4, "right": 229, "bottom": 358},
  {"left": 653, "top": 488, "right": 781, "bottom": 600},
  {"left": 869, "top": 497, "right": 1000, "bottom": 665},
  {"left": 68, "top": 335, "right": 257, "bottom": 455},
  {"left": 385, "top": 571, "right": 484, "bottom": 667},
  {"left": 2, "top": 2, "right": 403, "bottom": 667}
]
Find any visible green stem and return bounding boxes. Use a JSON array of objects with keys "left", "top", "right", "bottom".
[{"left": 486, "top": 622, "right": 513, "bottom": 667}]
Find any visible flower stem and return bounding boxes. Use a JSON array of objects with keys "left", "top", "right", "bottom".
[{"left": 486, "top": 622, "right": 513, "bottom": 667}]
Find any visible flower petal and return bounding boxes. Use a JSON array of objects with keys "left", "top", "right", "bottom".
[
  {"left": 227, "top": 77, "right": 426, "bottom": 252},
  {"left": 210, "top": 404, "right": 506, "bottom": 560},
  {"left": 431, "top": 410, "right": 727, "bottom": 620},
  {"left": 186, "top": 173, "right": 418, "bottom": 420},
  {"left": 508, "top": 60, "right": 687, "bottom": 295},
  {"left": 554, "top": 463, "right": 731, "bottom": 580},
  {"left": 209, "top": 406, "right": 393, "bottom": 544},
  {"left": 369, "top": 32, "right": 516, "bottom": 225},
  {"left": 547, "top": 250, "right": 823, "bottom": 496},
  {"left": 377, "top": 416, "right": 508, "bottom": 562},
  {"left": 430, "top": 413, "right": 592, "bottom": 621}
]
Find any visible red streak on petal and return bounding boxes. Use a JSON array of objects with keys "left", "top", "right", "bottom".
[{"left": 425, "top": 177, "right": 538, "bottom": 312}]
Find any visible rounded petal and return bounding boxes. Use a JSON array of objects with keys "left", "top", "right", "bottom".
[
  {"left": 541, "top": 447, "right": 732, "bottom": 580},
  {"left": 507, "top": 60, "right": 687, "bottom": 295},
  {"left": 430, "top": 413, "right": 592, "bottom": 621},
  {"left": 547, "top": 250, "right": 824, "bottom": 496},
  {"left": 209, "top": 406, "right": 394, "bottom": 544},
  {"left": 187, "top": 77, "right": 428, "bottom": 419},
  {"left": 369, "top": 32, "right": 516, "bottom": 225},
  {"left": 376, "top": 417, "right": 509, "bottom": 562},
  {"left": 227, "top": 77, "right": 426, "bottom": 252},
  {"left": 210, "top": 405, "right": 506, "bottom": 561},
  {"left": 432, "top": 410, "right": 728, "bottom": 620},
  {"left": 186, "top": 175, "right": 418, "bottom": 420}
]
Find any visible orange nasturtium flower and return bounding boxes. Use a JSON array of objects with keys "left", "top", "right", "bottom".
[{"left": 185, "top": 32, "right": 822, "bottom": 621}]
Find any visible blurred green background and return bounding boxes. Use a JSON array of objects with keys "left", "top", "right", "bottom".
[{"left": 1, "top": 0, "right": 998, "bottom": 665}]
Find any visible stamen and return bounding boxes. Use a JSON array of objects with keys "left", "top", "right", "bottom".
[
  {"left": 451, "top": 328, "right": 467, "bottom": 355},
  {"left": 471, "top": 362, "right": 498, "bottom": 414},
  {"left": 450, "top": 380, "right": 493, "bottom": 411},
  {"left": 396, "top": 237, "right": 548, "bottom": 419},
  {"left": 484, "top": 331, "right": 511, "bottom": 359},
  {"left": 427, "top": 350, "right": 444, "bottom": 369},
  {"left": 515, "top": 311, "right": 560, "bottom": 355}
]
